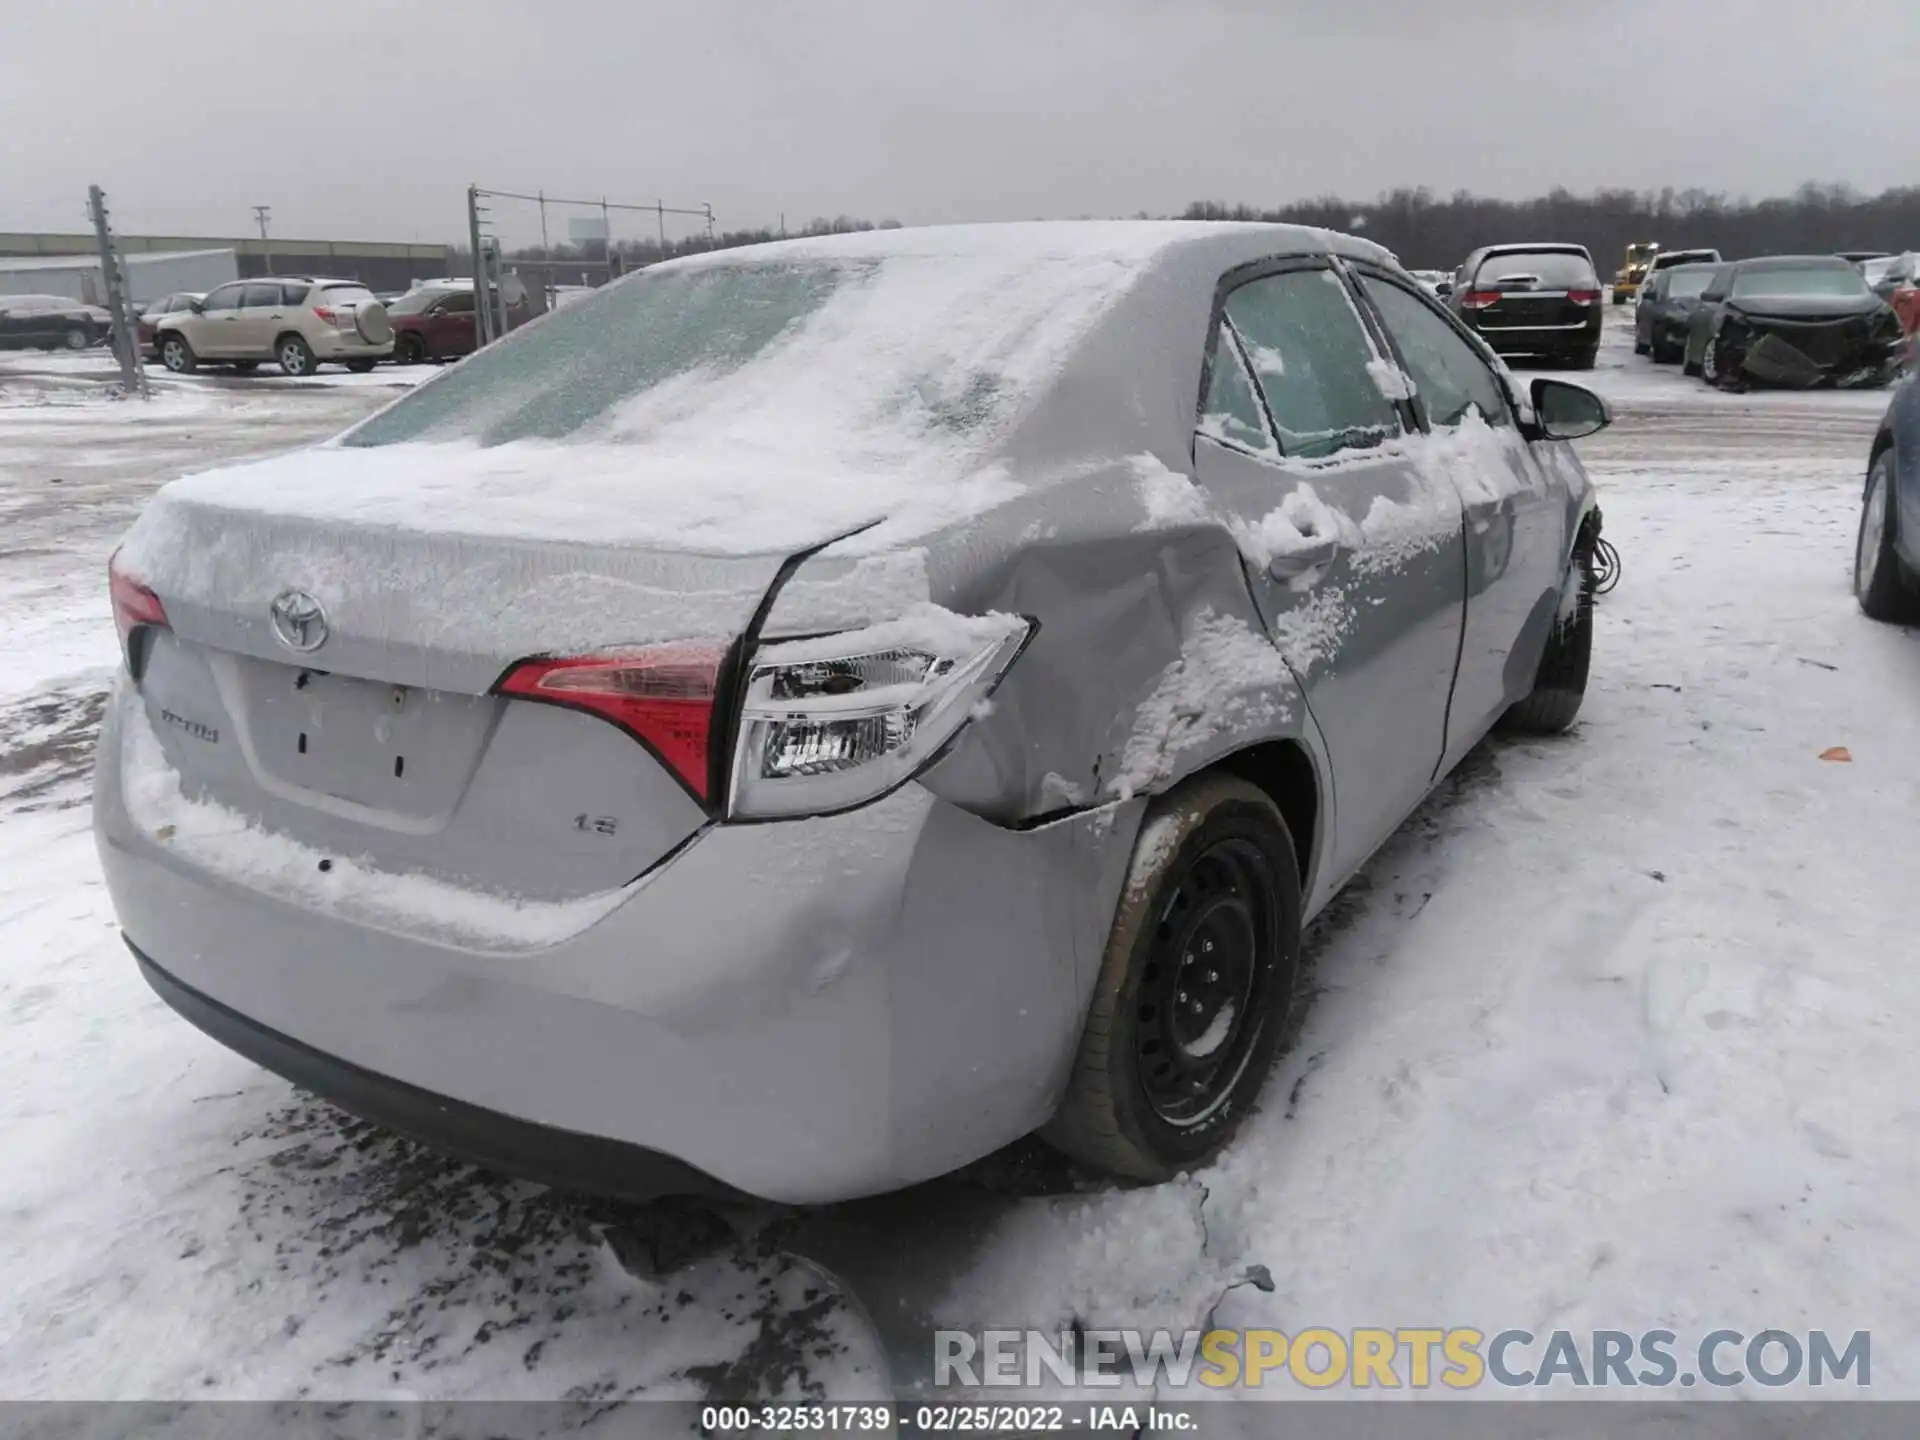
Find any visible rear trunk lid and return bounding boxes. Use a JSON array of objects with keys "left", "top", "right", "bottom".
[
  {"left": 318, "top": 283, "right": 392, "bottom": 345},
  {"left": 114, "top": 451, "right": 855, "bottom": 913}
]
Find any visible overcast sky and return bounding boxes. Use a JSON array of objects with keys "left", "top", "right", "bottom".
[{"left": 5, "top": 0, "right": 1917, "bottom": 248}]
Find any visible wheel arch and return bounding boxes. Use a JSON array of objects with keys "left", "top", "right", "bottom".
[
  {"left": 1868, "top": 426, "right": 1894, "bottom": 477},
  {"left": 1214, "top": 739, "right": 1322, "bottom": 895}
]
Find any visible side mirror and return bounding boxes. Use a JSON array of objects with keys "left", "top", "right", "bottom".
[
  {"left": 188, "top": 299, "right": 205, "bottom": 314},
  {"left": 1530, "top": 379, "right": 1611, "bottom": 441}
]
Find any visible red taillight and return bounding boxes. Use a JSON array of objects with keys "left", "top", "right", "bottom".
[
  {"left": 312, "top": 305, "right": 337, "bottom": 324},
  {"left": 108, "top": 548, "right": 167, "bottom": 653},
  {"left": 1567, "top": 288, "right": 1602, "bottom": 305},
  {"left": 498, "top": 642, "right": 727, "bottom": 804},
  {"left": 1463, "top": 290, "right": 1504, "bottom": 308}
]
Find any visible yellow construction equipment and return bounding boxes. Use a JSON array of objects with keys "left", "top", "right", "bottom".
[{"left": 1613, "top": 242, "right": 1660, "bottom": 304}]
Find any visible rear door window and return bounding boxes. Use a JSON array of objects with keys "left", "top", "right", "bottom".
[
  {"left": 242, "top": 282, "right": 282, "bottom": 308},
  {"left": 1357, "top": 274, "right": 1510, "bottom": 429},
  {"left": 1197, "top": 323, "right": 1276, "bottom": 457},
  {"left": 1222, "top": 267, "right": 1402, "bottom": 461}
]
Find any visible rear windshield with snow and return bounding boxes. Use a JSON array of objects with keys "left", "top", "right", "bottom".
[
  {"left": 343, "top": 248, "right": 1141, "bottom": 461},
  {"left": 1731, "top": 265, "right": 1868, "bottom": 301},
  {"left": 1473, "top": 252, "right": 1596, "bottom": 288}
]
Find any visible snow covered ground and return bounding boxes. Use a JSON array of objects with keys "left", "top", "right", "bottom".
[{"left": 3, "top": 314, "right": 1916, "bottom": 1406}]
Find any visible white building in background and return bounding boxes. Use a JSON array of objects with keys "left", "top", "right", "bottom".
[{"left": 0, "top": 248, "right": 239, "bottom": 304}]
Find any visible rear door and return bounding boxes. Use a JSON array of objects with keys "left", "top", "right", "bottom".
[
  {"left": 235, "top": 282, "right": 286, "bottom": 356},
  {"left": 1352, "top": 266, "right": 1568, "bottom": 764},
  {"left": 1189, "top": 261, "right": 1466, "bottom": 882},
  {"left": 191, "top": 281, "right": 247, "bottom": 357}
]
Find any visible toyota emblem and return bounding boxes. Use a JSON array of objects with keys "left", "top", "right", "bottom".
[{"left": 269, "top": 589, "right": 329, "bottom": 652}]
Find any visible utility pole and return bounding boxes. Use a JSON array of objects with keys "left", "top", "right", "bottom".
[
  {"left": 252, "top": 204, "right": 273, "bottom": 275},
  {"left": 87, "top": 185, "right": 147, "bottom": 398}
]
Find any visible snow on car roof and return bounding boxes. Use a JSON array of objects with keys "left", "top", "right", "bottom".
[{"left": 135, "top": 223, "right": 1388, "bottom": 560}]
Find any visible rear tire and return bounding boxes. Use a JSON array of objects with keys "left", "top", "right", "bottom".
[
  {"left": 395, "top": 333, "right": 427, "bottom": 366},
  {"left": 1500, "top": 553, "right": 1594, "bottom": 735},
  {"left": 158, "top": 333, "right": 196, "bottom": 373},
  {"left": 1856, "top": 451, "right": 1920, "bottom": 623},
  {"left": 276, "top": 333, "right": 318, "bottom": 377},
  {"left": 64, "top": 327, "right": 89, "bottom": 351},
  {"left": 1042, "top": 774, "right": 1301, "bottom": 1182}
]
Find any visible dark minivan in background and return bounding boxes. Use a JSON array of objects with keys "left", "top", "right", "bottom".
[{"left": 1449, "top": 243, "right": 1604, "bottom": 368}]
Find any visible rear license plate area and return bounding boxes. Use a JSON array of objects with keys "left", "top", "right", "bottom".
[{"left": 232, "top": 659, "right": 495, "bottom": 818}]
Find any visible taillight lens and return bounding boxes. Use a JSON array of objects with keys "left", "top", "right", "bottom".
[
  {"left": 497, "top": 608, "right": 1033, "bottom": 819},
  {"left": 1463, "top": 289, "right": 1504, "bottom": 308},
  {"left": 1567, "top": 288, "right": 1602, "bottom": 305},
  {"left": 727, "top": 608, "right": 1032, "bottom": 820},
  {"left": 108, "top": 547, "right": 168, "bottom": 659},
  {"left": 312, "top": 305, "right": 337, "bottom": 324},
  {"left": 498, "top": 641, "right": 726, "bottom": 803}
]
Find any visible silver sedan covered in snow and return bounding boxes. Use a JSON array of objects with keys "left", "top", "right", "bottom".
[{"left": 95, "top": 222, "right": 1609, "bottom": 1203}]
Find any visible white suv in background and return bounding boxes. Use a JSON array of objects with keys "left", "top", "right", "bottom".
[{"left": 153, "top": 278, "right": 394, "bottom": 377}]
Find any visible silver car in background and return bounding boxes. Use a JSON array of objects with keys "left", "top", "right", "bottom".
[{"left": 95, "top": 223, "right": 1609, "bottom": 1203}]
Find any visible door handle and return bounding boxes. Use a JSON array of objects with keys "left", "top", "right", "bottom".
[{"left": 1268, "top": 538, "right": 1342, "bottom": 580}]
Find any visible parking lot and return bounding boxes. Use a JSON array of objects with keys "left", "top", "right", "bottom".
[{"left": 3, "top": 303, "right": 1917, "bottom": 1401}]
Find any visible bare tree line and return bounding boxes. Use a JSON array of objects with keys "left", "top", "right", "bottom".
[{"left": 1183, "top": 182, "right": 1920, "bottom": 270}]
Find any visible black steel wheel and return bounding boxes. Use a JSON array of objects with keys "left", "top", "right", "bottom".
[
  {"left": 1043, "top": 774, "right": 1302, "bottom": 1181},
  {"left": 1133, "top": 835, "right": 1278, "bottom": 1126}
]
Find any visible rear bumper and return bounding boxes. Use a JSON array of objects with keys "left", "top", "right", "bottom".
[
  {"left": 94, "top": 683, "right": 1137, "bottom": 1203},
  {"left": 309, "top": 332, "right": 393, "bottom": 359},
  {"left": 133, "top": 942, "right": 743, "bottom": 1200},
  {"left": 1476, "top": 324, "right": 1602, "bottom": 358}
]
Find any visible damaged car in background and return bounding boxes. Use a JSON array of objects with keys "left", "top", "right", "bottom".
[
  {"left": 1684, "top": 255, "right": 1907, "bottom": 390},
  {"left": 94, "top": 223, "right": 1609, "bottom": 1205}
]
